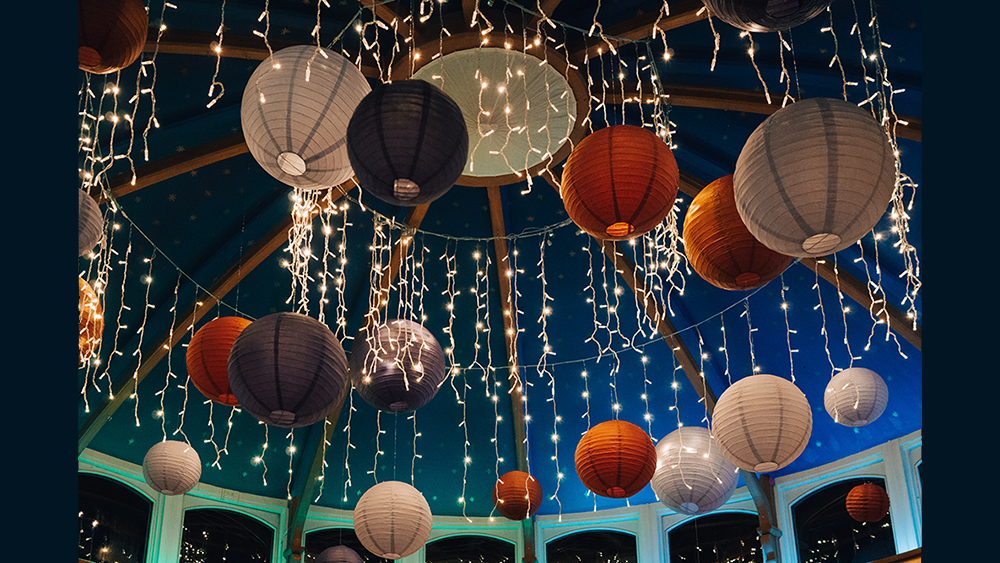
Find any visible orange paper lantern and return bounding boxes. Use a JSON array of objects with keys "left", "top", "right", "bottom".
[
  {"left": 186, "top": 317, "right": 252, "bottom": 406},
  {"left": 574, "top": 420, "right": 657, "bottom": 498},
  {"left": 560, "top": 125, "right": 679, "bottom": 240},
  {"left": 79, "top": 278, "right": 103, "bottom": 365},
  {"left": 492, "top": 470, "right": 544, "bottom": 521},
  {"left": 846, "top": 483, "right": 890, "bottom": 523},
  {"left": 78, "top": 0, "right": 149, "bottom": 74},
  {"left": 683, "top": 175, "right": 794, "bottom": 290}
]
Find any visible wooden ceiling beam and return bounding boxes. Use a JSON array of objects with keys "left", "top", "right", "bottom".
[{"left": 568, "top": 0, "right": 706, "bottom": 62}]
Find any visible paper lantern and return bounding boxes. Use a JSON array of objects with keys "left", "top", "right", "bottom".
[
  {"left": 317, "top": 545, "right": 363, "bottom": 563},
  {"left": 846, "top": 483, "right": 890, "bottom": 522},
  {"left": 492, "top": 470, "right": 544, "bottom": 521},
  {"left": 733, "top": 97, "right": 896, "bottom": 257},
  {"left": 650, "top": 426, "right": 739, "bottom": 516},
  {"left": 79, "top": 190, "right": 103, "bottom": 257},
  {"left": 79, "top": 278, "right": 103, "bottom": 365},
  {"left": 78, "top": 0, "right": 148, "bottom": 74},
  {"left": 711, "top": 374, "right": 812, "bottom": 472},
  {"left": 683, "top": 174, "right": 793, "bottom": 290},
  {"left": 186, "top": 317, "right": 252, "bottom": 406},
  {"left": 142, "top": 440, "right": 202, "bottom": 496},
  {"left": 227, "top": 312, "right": 349, "bottom": 428},
  {"left": 346, "top": 80, "right": 469, "bottom": 206},
  {"left": 348, "top": 319, "right": 447, "bottom": 413},
  {"left": 241, "top": 45, "right": 371, "bottom": 191},
  {"left": 574, "top": 420, "right": 657, "bottom": 498},
  {"left": 560, "top": 125, "right": 679, "bottom": 240},
  {"left": 701, "top": 0, "right": 835, "bottom": 33},
  {"left": 824, "top": 367, "right": 889, "bottom": 427},
  {"left": 353, "top": 481, "right": 432, "bottom": 560}
]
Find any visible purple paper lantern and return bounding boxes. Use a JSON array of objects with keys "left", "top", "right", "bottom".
[
  {"left": 317, "top": 545, "right": 364, "bottom": 563},
  {"left": 701, "top": 0, "right": 835, "bottom": 33},
  {"left": 349, "top": 319, "right": 447, "bottom": 413},
  {"left": 228, "top": 312, "right": 349, "bottom": 427}
]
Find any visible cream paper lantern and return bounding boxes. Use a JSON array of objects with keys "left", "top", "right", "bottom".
[
  {"left": 650, "top": 426, "right": 739, "bottom": 516},
  {"left": 353, "top": 481, "right": 432, "bottom": 559},
  {"left": 733, "top": 97, "right": 896, "bottom": 257},
  {"left": 79, "top": 189, "right": 103, "bottom": 257},
  {"left": 711, "top": 374, "right": 812, "bottom": 473},
  {"left": 241, "top": 45, "right": 371, "bottom": 190},
  {"left": 824, "top": 367, "right": 889, "bottom": 427},
  {"left": 142, "top": 440, "right": 202, "bottom": 495}
]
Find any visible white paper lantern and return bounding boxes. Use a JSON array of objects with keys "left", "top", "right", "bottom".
[
  {"left": 650, "top": 426, "right": 739, "bottom": 515},
  {"left": 241, "top": 45, "right": 371, "bottom": 191},
  {"left": 142, "top": 440, "right": 202, "bottom": 495},
  {"left": 79, "top": 189, "right": 103, "bottom": 257},
  {"left": 733, "top": 97, "right": 896, "bottom": 257},
  {"left": 711, "top": 374, "right": 812, "bottom": 473},
  {"left": 824, "top": 367, "right": 889, "bottom": 427},
  {"left": 317, "top": 545, "right": 363, "bottom": 563},
  {"left": 353, "top": 481, "right": 432, "bottom": 560}
]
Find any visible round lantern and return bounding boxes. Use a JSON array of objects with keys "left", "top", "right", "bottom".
[
  {"left": 346, "top": 79, "right": 469, "bottom": 206},
  {"left": 711, "top": 374, "right": 813, "bottom": 473},
  {"left": 79, "top": 189, "right": 103, "bottom": 257},
  {"left": 186, "top": 317, "right": 252, "bottom": 406},
  {"left": 142, "top": 440, "right": 202, "bottom": 496},
  {"left": 317, "top": 545, "right": 364, "bottom": 563},
  {"left": 683, "top": 174, "right": 793, "bottom": 290},
  {"left": 824, "top": 367, "right": 889, "bottom": 427},
  {"left": 348, "top": 319, "right": 447, "bottom": 413},
  {"left": 492, "top": 470, "right": 544, "bottom": 521},
  {"left": 733, "top": 97, "right": 896, "bottom": 257},
  {"left": 650, "top": 426, "right": 739, "bottom": 516},
  {"left": 701, "top": 0, "right": 835, "bottom": 33},
  {"left": 241, "top": 45, "right": 371, "bottom": 191},
  {"left": 353, "top": 481, "right": 433, "bottom": 560},
  {"left": 846, "top": 482, "right": 890, "bottom": 522},
  {"left": 78, "top": 0, "right": 148, "bottom": 74},
  {"left": 227, "top": 312, "right": 349, "bottom": 428},
  {"left": 560, "top": 125, "right": 679, "bottom": 240},
  {"left": 574, "top": 420, "right": 657, "bottom": 498},
  {"left": 79, "top": 277, "right": 103, "bottom": 365}
]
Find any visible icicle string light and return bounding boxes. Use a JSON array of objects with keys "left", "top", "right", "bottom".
[{"left": 205, "top": 0, "right": 227, "bottom": 109}]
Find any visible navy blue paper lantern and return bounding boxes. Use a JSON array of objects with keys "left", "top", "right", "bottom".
[
  {"left": 701, "top": 0, "right": 835, "bottom": 32},
  {"left": 228, "top": 312, "right": 349, "bottom": 427},
  {"left": 346, "top": 80, "right": 469, "bottom": 206},
  {"left": 349, "top": 319, "right": 447, "bottom": 413}
]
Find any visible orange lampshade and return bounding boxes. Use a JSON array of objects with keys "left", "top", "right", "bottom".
[
  {"left": 683, "top": 174, "right": 793, "bottom": 290},
  {"left": 574, "top": 420, "right": 657, "bottom": 498},
  {"left": 492, "top": 470, "right": 544, "bottom": 521},
  {"left": 560, "top": 125, "right": 679, "bottom": 240},
  {"left": 186, "top": 317, "right": 252, "bottom": 406},
  {"left": 846, "top": 483, "right": 890, "bottom": 523},
  {"left": 78, "top": 0, "right": 149, "bottom": 74},
  {"left": 79, "top": 278, "right": 103, "bottom": 365}
]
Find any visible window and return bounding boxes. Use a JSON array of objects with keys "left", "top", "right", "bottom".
[
  {"left": 79, "top": 473, "right": 153, "bottom": 563},
  {"left": 546, "top": 530, "right": 637, "bottom": 563},
  {"left": 302, "top": 527, "right": 393, "bottom": 563},
  {"left": 792, "top": 477, "right": 896, "bottom": 563},
  {"left": 426, "top": 535, "right": 516, "bottom": 563},
  {"left": 180, "top": 508, "right": 274, "bottom": 562},
  {"left": 667, "top": 512, "right": 762, "bottom": 563}
]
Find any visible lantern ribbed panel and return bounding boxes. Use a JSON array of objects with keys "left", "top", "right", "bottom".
[
  {"left": 683, "top": 175, "right": 793, "bottom": 290},
  {"left": 142, "top": 440, "right": 202, "bottom": 496},
  {"left": 560, "top": 125, "right": 679, "bottom": 240},
  {"left": 712, "top": 374, "right": 812, "bottom": 472},
  {"left": 79, "top": 278, "right": 103, "bottom": 365},
  {"left": 824, "top": 367, "right": 889, "bottom": 427},
  {"left": 186, "top": 317, "right": 252, "bottom": 406},
  {"left": 701, "top": 0, "right": 834, "bottom": 32},
  {"left": 78, "top": 0, "right": 148, "bottom": 74},
  {"left": 347, "top": 80, "right": 469, "bottom": 206},
  {"left": 733, "top": 98, "right": 896, "bottom": 257},
  {"left": 227, "top": 312, "right": 349, "bottom": 428},
  {"left": 241, "top": 46, "right": 371, "bottom": 191},
  {"left": 574, "top": 420, "right": 657, "bottom": 498},
  {"left": 846, "top": 483, "right": 890, "bottom": 522},
  {"left": 492, "top": 470, "right": 544, "bottom": 521},
  {"left": 79, "top": 190, "right": 103, "bottom": 257},
  {"left": 353, "top": 481, "right": 433, "bottom": 560},
  {"left": 650, "top": 426, "right": 739, "bottom": 516},
  {"left": 317, "top": 545, "right": 364, "bottom": 563},
  {"left": 349, "top": 319, "right": 447, "bottom": 413}
]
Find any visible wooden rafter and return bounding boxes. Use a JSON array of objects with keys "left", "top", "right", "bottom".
[{"left": 568, "top": 0, "right": 706, "bottom": 62}]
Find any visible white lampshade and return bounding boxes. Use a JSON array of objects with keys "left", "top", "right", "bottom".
[
  {"left": 317, "top": 545, "right": 363, "bottom": 563},
  {"left": 824, "top": 367, "right": 889, "bottom": 427},
  {"left": 142, "top": 440, "right": 201, "bottom": 495},
  {"left": 650, "top": 426, "right": 739, "bottom": 515},
  {"left": 79, "top": 189, "right": 103, "bottom": 257},
  {"left": 733, "top": 97, "right": 896, "bottom": 257},
  {"left": 241, "top": 45, "right": 371, "bottom": 190},
  {"left": 353, "top": 481, "right": 432, "bottom": 559},
  {"left": 711, "top": 374, "right": 812, "bottom": 473}
]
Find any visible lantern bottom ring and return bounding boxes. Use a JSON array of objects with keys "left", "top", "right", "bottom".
[
  {"left": 802, "top": 232, "right": 841, "bottom": 254},
  {"left": 755, "top": 461, "right": 779, "bottom": 472},
  {"left": 679, "top": 502, "right": 699, "bottom": 514},
  {"left": 269, "top": 410, "right": 296, "bottom": 425},
  {"left": 606, "top": 221, "right": 635, "bottom": 238},
  {"left": 394, "top": 179, "right": 420, "bottom": 200},
  {"left": 277, "top": 152, "right": 307, "bottom": 176},
  {"left": 735, "top": 273, "right": 761, "bottom": 287},
  {"left": 79, "top": 47, "right": 101, "bottom": 67}
]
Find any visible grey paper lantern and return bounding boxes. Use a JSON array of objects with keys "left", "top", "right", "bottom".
[
  {"left": 348, "top": 319, "right": 447, "bottom": 413},
  {"left": 711, "top": 374, "right": 812, "bottom": 473},
  {"left": 317, "top": 545, "right": 364, "bottom": 563},
  {"left": 241, "top": 45, "right": 371, "bottom": 191},
  {"left": 142, "top": 440, "right": 201, "bottom": 496},
  {"left": 79, "top": 189, "right": 103, "bottom": 257},
  {"left": 701, "top": 0, "right": 835, "bottom": 33},
  {"left": 227, "top": 312, "right": 349, "bottom": 428},
  {"left": 353, "top": 481, "right": 433, "bottom": 560},
  {"left": 650, "top": 426, "right": 739, "bottom": 515},
  {"left": 824, "top": 367, "right": 889, "bottom": 427},
  {"left": 733, "top": 97, "right": 896, "bottom": 257}
]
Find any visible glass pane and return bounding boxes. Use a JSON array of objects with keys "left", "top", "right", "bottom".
[
  {"left": 546, "top": 530, "right": 637, "bottom": 563},
  {"left": 180, "top": 508, "right": 274, "bottom": 563},
  {"left": 78, "top": 472, "right": 153, "bottom": 563},
  {"left": 792, "top": 477, "right": 896, "bottom": 563},
  {"left": 667, "top": 512, "right": 762, "bottom": 563},
  {"left": 426, "top": 535, "right": 516, "bottom": 563}
]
